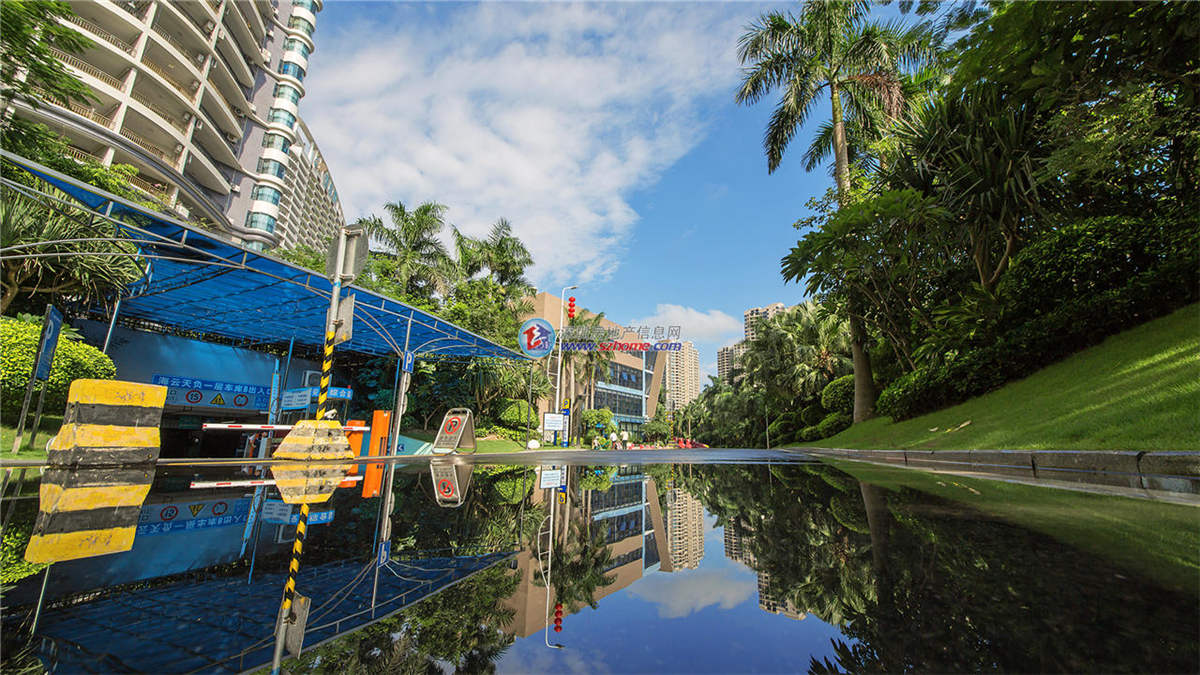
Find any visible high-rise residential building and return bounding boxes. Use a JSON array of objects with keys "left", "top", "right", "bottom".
[
  {"left": 717, "top": 341, "right": 746, "bottom": 384},
  {"left": 664, "top": 489, "right": 704, "bottom": 571},
  {"left": 11, "top": 0, "right": 338, "bottom": 250},
  {"left": 723, "top": 517, "right": 753, "bottom": 566},
  {"left": 275, "top": 117, "right": 342, "bottom": 249},
  {"left": 665, "top": 341, "right": 700, "bottom": 411},
  {"left": 744, "top": 302, "right": 788, "bottom": 341},
  {"left": 758, "top": 570, "right": 807, "bottom": 620}
]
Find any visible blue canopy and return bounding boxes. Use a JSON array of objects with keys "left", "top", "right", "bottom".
[{"left": 1, "top": 151, "right": 527, "bottom": 361}]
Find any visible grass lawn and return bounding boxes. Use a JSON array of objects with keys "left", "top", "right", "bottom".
[
  {"left": 827, "top": 458, "right": 1200, "bottom": 594},
  {"left": 400, "top": 427, "right": 526, "bottom": 454},
  {"left": 817, "top": 303, "right": 1200, "bottom": 451},
  {"left": 0, "top": 414, "right": 62, "bottom": 463}
]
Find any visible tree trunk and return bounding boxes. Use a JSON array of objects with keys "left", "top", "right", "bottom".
[
  {"left": 848, "top": 312, "right": 877, "bottom": 422},
  {"left": 830, "top": 81, "right": 851, "bottom": 205},
  {"left": 859, "top": 481, "right": 890, "bottom": 577}
]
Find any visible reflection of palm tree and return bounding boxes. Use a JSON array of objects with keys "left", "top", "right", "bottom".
[{"left": 552, "top": 520, "right": 616, "bottom": 610}]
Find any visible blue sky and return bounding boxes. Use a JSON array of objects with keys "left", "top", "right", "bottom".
[
  {"left": 496, "top": 513, "right": 849, "bottom": 673},
  {"left": 304, "top": 2, "right": 839, "bottom": 376}
]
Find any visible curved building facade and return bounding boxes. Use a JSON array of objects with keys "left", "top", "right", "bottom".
[
  {"left": 14, "top": 0, "right": 335, "bottom": 250},
  {"left": 276, "top": 117, "right": 343, "bottom": 249}
]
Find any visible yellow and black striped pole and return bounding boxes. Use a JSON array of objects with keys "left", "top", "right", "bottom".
[{"left": 271, "top": 230, "right": 351, "bottom": 674}]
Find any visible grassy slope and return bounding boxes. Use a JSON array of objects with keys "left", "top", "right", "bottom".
[
  {"left": 817, "top": 303, "right": 1200, "bottom": 451},
  {"left": 0, "top": 414, "right": 61, "bottom": 462},
  {"left": 827, "top": 458, "right": 1199, "bottom": 594}
]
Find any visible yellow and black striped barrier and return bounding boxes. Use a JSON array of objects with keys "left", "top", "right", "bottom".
[{"left": 25, "top": 379, "right": 166, "bottom": 564}]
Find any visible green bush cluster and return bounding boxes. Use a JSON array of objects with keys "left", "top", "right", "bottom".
[
  {"left": 817, "top": 411, "right": 852, "bottom": 438},
  {"left": 0, "top": 318, "right": 116, "bottom": 419},
  {"left": 1, "top": 502, "right": 47, "bottom": 584},
  {"left": 799, "top": 425, "right": 821, "bottom": 442},
  {"left": 877, "top": 217, "right": 1198, "bottom": 421},
  {"left": 821, "top": 375, "right": 855, "bottom": 415},
  {"left": 497, "top": 398, "right": 535, "bottom": 430},
  {"left": 800, "top": 402, "right": 826, "bottom": 427}
]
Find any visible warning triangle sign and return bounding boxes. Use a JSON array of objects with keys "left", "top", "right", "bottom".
[
  {"left": 188, "top": 504, "right": 205, "bottom": 517},
  {"left": 211, "top": 393, "right": 226, "bottom": 405}
]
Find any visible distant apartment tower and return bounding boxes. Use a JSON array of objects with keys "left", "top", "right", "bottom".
[
  {"left": 665, "top": 341, "right": 700, "bottom": 410},
  {"left": 723, "top": 517, "right": 753, "bottom": 566},
  {"left": 758, "top": 570, "right": 807, "bottom": 620},
  {"left": 664, "top": 489, "right": 704, "bottom": 571},
  {"left": 275, "top": 117, "right": 343, "bottom": 249},
  {"left": 13, "top": 0, "right": 336, "bottom": 250},
  {"left": 717, "top": 341, "right": 746, "bottom": 384},
  {"left": 744, "top": 302, "right": 788, "bottom": 341}
]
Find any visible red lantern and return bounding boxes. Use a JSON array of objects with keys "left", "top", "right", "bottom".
[
  {"left": 554, "top": 608, "right": 563, "bottom": 618},
  {"left": 567, "top": 296, "right": 576, "bottom": 319},
  {"left": 554, "top": 625, "right": 563, "bottom": 632}
]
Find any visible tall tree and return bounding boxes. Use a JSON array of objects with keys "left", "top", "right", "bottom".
[
  {"left": 736, "top": 0, "right": 929, "bottom": 421},
  {"left": 0, "top": 0, "right": 95, "bottom": 122},
  {"left": 360, "top": 200, "right": 453, "bottom": 300}
]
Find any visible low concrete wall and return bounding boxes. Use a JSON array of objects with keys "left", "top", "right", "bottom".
[{"left": 805, "top": 448, "right": 1200, "bottom": 495}]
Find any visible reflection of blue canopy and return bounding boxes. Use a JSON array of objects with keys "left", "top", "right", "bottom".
[{"left": 1, "top": 151, "right": 526, "bottom": 361}]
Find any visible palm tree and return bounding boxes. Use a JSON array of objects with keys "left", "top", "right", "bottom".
[
  {"left": 736, "top": 1, "right": 929, "bottom": 422},
  {"left": 551, "top": 520, "right": 616, "bottom": 610},
  {"left": 360, "top": 200, "right": 453, "bottom": 299},
  {"left": 477, "top": 219, "right": 534, "bottom": 295}
]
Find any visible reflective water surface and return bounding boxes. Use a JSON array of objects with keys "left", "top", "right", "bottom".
[{"left": 2, "top": 458, "right": 1197, "bottom": 674}]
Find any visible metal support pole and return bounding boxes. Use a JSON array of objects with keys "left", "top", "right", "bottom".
[
  {"left": 372, "top": 321, "right": 411, "bottom": 616},
  {"left": 101, "top": 297, "right": 121, "bottom": 354},
  {"left": 525, "top": 362, "right": 534, "bottom": 448},
  {"left": 30, "top": 564, "right": 50, "bottom": 635},
  {"left": 543, "top": 475, "right": 561, "bottom": 650},
  {"left": 270, "top": 229, "right": 348, "bottom": 675}
]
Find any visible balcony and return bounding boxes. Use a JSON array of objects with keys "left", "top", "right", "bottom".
[
  {"left": 60, "top": 12, "right": 136, "bottom": 56},
  {"left": 141, "top": 57, "right": 199, "bottom": 104},
  {"left": 49, "top": 47, "right": 124, "bottom": 91},
  {"left": 215, "top": 33, "right": 254, "bottom": 88},
  {"left": 118, "top": 125, "right": 181, "bottom": 168},
  {"left": 113, "top": 1, "right": 151, "bottom": 23},
  {"left": 128, "top": 88, "right": 190, "bottom": 135},
  {"left": 64, "top": 145, "right": 102, "bottom": 164},
  {"left": 129, "top": 173, "right": 174, "bottom": 204},
  {"left": 200, "top": 84, "right": 240, "bottom": 138}
]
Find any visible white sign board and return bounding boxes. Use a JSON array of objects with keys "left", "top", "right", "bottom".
[
  {"left": 261, "top": 499, "right": 294, "bottom": 524},
  {"left": 543, "top": 412, "right": 565, "bottom": 432},
  {"left": 280, "top": 388, "right": 311, "bottom": 411},
  {"left": 540, "top": 467, "right": 562, "bottom": 489}
]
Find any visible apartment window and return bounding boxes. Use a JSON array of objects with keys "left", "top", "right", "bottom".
[
  {"left": 267, "top": 108, "right": 296, "bottom": 129},
  {"left": 283, "top": 38, "right": 311, "bottom": 59},
  {"left": 245, "top": 212, "right": 276, "bottom": 233},
  {"left": 257, "top": 159, "right": 286, "bottom": 179},
  {"left": 293, "top": 0, "right": 318, "bottom": 12},
  {"left": 250, "top": 185, "right": 282, "bottom": 205},
  {"left": 273, "top": 84, "right": 301, "bottom": 105},
  {"left": 287, "top": 16, "right": 315, "bottom": 36},
  {"left": 261, "top": 133, "right": 291, "bottom": 153},
  {"left": 278, "top": 62, "right": 306, "bottom": 82}
]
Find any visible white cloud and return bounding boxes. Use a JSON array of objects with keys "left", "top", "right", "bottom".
[
  {"left": 303, "top": 3, "right": 748, "bottom": 287},
  {"left": 626, "top": 303, "right": 743, "bottom": 343},
  {"left": 628, "top": 568, "right": 755, "bottom": 618}
]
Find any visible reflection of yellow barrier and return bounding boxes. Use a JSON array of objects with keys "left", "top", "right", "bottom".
[
  {"left": 25, "top": 379, "right": 165, "bottom": 564},
  {"left": 269, "top": 420, "right": 354, "bottom": 505}
]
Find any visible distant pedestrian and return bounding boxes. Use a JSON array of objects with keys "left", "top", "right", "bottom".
[
  {"left": 609, "top": 431, "right": 618, "bottom": 450},
  {"left": 592, "top": 435, "right": 601, "bottom": 451},
  {"left": 620, "top": 429, "right": 629, "bottom": 450}
]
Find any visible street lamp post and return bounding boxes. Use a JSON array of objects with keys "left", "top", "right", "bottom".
[{"left": 554, "top": 285, "right": 577, "bottom": 445}]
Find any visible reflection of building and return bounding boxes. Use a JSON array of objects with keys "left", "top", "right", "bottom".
[
  {"left": 503, "top": 468, "right": 669, "bottom": 637},
  {"left": 716, "top": 341, "right": 746, "bottom": 384},
  {"left": 666, "top": 341, "right": 700, "bottom": 411},
  {"left": 664, "top": 489, "right": 704, "bottom": 571},
  {"left": 722, "top": 517, "right": 753, "bottom": 566},
  {"left": 722, "top": 518, "right": 806, "bottom": 621},
  {"left": 758, "top": 570, "right": 807, "bottom": 620},
  {"left": 744, "top": 303, "right": 788, "bottom": 341},
  {"left": 13, "top": 0, "right": 336, "bottom": 250},
  {"left": 522, "top": 293, "right": 666, "bottom": 437}
]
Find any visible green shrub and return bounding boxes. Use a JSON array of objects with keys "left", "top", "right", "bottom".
[
  {"left": 821, "top": 375, "right": 855, "bottom": 415},
  {"left": 1, "top": 501, "right": 47, "bottom": 584},
  {"left": 492, "top": 474, "right": 532, "bottom": 504},
  {"left": 498, "top": 398, "right": 535, "bottom": 430},
  {"left": 817, "top": 411, "right": 852, "bottom": 438},
  {"left": 878, "top": 249, "right": 1199, "bottom": 421},
  {"left": 800, "top": 425, "right": 821, "bottom": 442},
  {"left": 0, "top": 318, "right": 117, "bottom": 418},
  {"left": 578, "top": 466, "right": 614, "bottom": 492},
  {"left": 800, "top": 402, "right": 826, "bottom": 427},
  {"left": 830, "top": 493, "right": 870, "bottom": 534}
]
